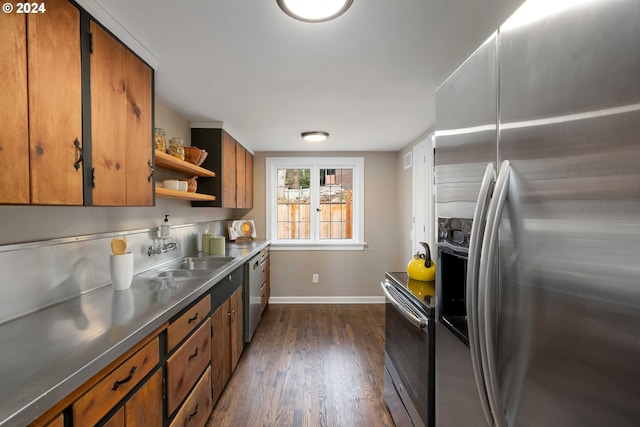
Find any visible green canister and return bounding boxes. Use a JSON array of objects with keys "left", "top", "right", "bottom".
[
  {"left": 209, "top": 234, "right": 225, "bottom": 255},
  {"left": 201, "top": 229, "right": 212, "bottom": 254}
]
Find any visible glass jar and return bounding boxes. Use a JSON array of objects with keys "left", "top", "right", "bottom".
[
  {"left": 168, "top": 138, "right": 185, "bottom": 160},
  {"left": 154, "top": 128, "right": 167, "bottom": 152}
]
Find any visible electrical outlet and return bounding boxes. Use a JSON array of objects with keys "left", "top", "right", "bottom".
[{"left": 312, "top": 274, "right": 319, "bottom": 283}]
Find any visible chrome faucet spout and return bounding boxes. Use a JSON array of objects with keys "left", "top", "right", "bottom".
[{"left": 147, "top": 239, "right": 178, "bottom": 256}]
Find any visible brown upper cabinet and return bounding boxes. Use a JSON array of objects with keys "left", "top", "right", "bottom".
[
  {"left": 90, "top": 21, "right": 153, "bottom": 206},
  {"left": 0, "top": 0, "right": 153, "bottom": 206},
  {"left": 0, "top": 0, "right": 83, "bottom": 205},
  {"left": 191, "top": 128, "right": 253, "bottom": 208}
]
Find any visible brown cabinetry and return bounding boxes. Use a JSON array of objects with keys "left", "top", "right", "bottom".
[
  {"left": 211, "top": 278, "right": 244, "bottom": 404},
  {"left": 166, "top": 294, "right": 211, "bottom": 352},
  {"left": 102, "top": 369, "right": 163, "bottom": 427},
  {"left": 191, "top": 128, "right": 254, "bottom": 208},
  {"left": 0, "top": 0, "right": 82, "bottom": 205},
  {"left": 230, "top": 286, "right": 244, "bottom": 372},
  {"left": 164, "top": 293, "right": 213, "bottom": 426},
  {"left": 73, "top": 337, "right": 160, "bottom": 426},
  {"left": 169, "top": 366, "right": 212, "bottom": 427},
  {"left": 0, "top": 0, "right": 154, "bottom": 206},
  {"left": 245, "top": 149, "right": 254, "bottom": 209},
  {"left": 43, "top": 414, "right": 64, "bottom": 427},
  {"left": 90, "top": 21, "right": 153, "bottom": 206},
  {"left": 235, "top": 143, "right": 246, "bottom": 208},
  {"left": 166, "top": 318, "right": 212, "bottom": 416}
]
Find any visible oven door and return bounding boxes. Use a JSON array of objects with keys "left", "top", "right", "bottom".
[{"left": 381, "top": 280, "right": 434, "bottom": 427}]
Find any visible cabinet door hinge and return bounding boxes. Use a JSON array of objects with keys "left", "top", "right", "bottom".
[
  {"left": 91, "top": 167, "right": 96, "bottom": 188},
  {"left": 162, "top": 377, "right": 166, "bottom": 400},
  {"left": 211, "top": 324, "right": 214, "bottom": 337},
  {"left": 89, "top": 32, "right": 93, "bottom": 54}
]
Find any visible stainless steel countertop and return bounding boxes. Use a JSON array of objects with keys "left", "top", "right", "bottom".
[{"left": 0, "top": 240, "right": 270, "bottom": 427}]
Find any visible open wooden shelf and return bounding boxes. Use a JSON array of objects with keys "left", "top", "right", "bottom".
[
  {"left": 155, "top": 150, "right": 215, "bottom": 177},
  {"left": 155, "top": 187, "right": 216, "bottom": 201}
]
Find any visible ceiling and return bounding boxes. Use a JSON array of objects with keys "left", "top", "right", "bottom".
[{"left": 96, "top": 0, "right": 525, "bottom": 152}]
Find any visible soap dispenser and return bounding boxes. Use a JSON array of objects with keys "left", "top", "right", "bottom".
[{"left": 160, "top": 215, "right": 171, "bottom": 239}]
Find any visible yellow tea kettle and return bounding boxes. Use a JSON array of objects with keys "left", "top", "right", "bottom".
[{"left": 407, "top": 242, "right": 436, "bottom": 282}]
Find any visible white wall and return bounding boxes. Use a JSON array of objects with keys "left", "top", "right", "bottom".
[{"left": 244, "top": 151, "right": 402, "bottom": 299}]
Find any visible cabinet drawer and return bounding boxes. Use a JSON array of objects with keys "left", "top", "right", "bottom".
[
  {"left": 45, "top": 414, "right": 64, "bottom": 427},
  {"left": 73, "top": 337, "right": 159, "bottom": 426},
  {"left": 169, "top": 366, "right": 212, "bottom": 427},
  {"left": 166, "top": 318, "right": 212, "bottom": 415},
  {"left": 167, "top": 294, "right": 211, "bottom": 353}
]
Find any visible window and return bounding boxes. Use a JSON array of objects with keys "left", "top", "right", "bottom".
[{"left": 266, "top": 157, "right": 365, "bottom": 250}]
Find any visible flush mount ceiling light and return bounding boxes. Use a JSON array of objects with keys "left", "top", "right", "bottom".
[
  {"left": 301, "top": 131, "right": 329, "bottom": 142},
  {"left": 277, "top": 0, "right": 353, "bottom": 23}
]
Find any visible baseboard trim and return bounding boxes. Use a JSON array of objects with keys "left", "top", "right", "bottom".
[{"left": 269, "top": 296, "right": 385, "bottom": 304}]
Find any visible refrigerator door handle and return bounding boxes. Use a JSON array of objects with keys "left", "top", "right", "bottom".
[
  {"left": 467, "top": 162, "right": 496, "bottom": 427},
  {"left": 478, "top": 160, "right": 511, "bottom": 427}
]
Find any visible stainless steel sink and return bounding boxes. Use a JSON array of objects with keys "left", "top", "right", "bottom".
[
  {"left": 154, "top": 269, "right": 214, "bottom": 278},
  {"left": 175, "top": 256, "right": 236, "bottom": 270}
]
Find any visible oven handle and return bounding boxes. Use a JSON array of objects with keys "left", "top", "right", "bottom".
[
  {"left": 467, "top": 162, "right": 496, "bottom": 427},
  {"left": 380, "top": 281, "right": 429, "bottom": 330},
  {"left": 478, "top": 160, "right": 511, "bottom": 427}
]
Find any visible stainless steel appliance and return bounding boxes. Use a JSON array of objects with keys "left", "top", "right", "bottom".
[
  {"left": 381, "top": 272, "right": 435, "bottom": 427},
  {"left": 245, "top": 253, "right": 261, "bottom": 341},
  {"left": 434, "top": 0, "right": 640, "bottom": 425}
]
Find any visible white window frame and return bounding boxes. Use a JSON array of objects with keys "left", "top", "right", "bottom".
[{"left": 266, "top": 157, "right": 365, "bottom": 251}]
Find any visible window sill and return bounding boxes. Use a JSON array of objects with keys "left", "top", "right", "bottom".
[{"left": 270, "top": 241, "right": 367, "bottom": 251}]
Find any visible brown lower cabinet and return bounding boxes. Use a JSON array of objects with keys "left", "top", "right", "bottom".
[
  {"left": 166, "top": 318, "right": 212, "bottom": 416},
  {"left": 43, "top": 414, "right": 64, "bottom": 427},
  {"left": 73, "top": 337, "right": 160, "bottom": 426},
  {"left": 211, "top": 286, "right": 243, "bottom": 404},
  {"left": 102, "top": 370, "right": 163, "bottom": 427},
  {"left": 169, "top": 366, "right": 212, "bottom": 427}
]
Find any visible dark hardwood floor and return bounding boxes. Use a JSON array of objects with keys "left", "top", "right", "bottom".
[{"left": 207, "top": 304, "right": 395, "bottom": 427}]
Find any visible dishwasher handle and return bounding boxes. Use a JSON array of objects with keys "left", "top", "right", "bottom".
[
  {"left": 249, "top": 254, "right": 260, "bottom": 273},
  {"left": 381, "top": 281, "right": 429, "bottom": 330}
]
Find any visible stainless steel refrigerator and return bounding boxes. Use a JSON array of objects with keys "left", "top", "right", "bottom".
[{"left": 434, "top": 0, "right": 640, "bottom": 426}]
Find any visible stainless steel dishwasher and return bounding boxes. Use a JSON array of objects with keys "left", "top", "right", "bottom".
[{"left": 245, "top": 253, "right": 261, "bottom": 341}]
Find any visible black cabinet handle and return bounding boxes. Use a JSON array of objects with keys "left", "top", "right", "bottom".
[
  {"left": 188, "top": 347, "right": 199, "bottom": 361},
  {"left": 73, "top": 138, "right": 83, "bottom": 171},
  {"left": 188, "top": 403, "right": 199, "bottom": 419},
  {"left": 112, "top": 366, "right": 136, "bottom": 391},
  {"left": 147, "top": 160, "right": 154, "bottom": 182},
  {"left": 187, "top": 313, "right": 199, "bottom": 324}
]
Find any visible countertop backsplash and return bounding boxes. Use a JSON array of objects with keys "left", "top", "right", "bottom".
[{"left": 0, "top": 220, "right": 233, "bottom": 324}]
